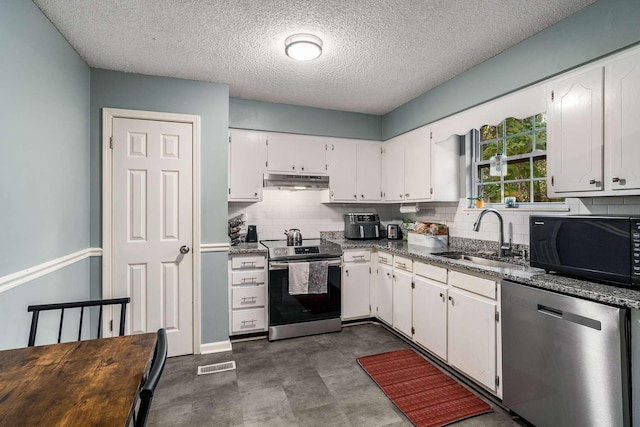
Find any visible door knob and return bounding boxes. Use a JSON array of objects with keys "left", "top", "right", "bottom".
[{"left": 180, "top": 245, "right": 190, "bottom": 254}]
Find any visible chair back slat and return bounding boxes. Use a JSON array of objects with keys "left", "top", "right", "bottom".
[{"left": 27, "top": 298, "right": 131, "bottom": 347}]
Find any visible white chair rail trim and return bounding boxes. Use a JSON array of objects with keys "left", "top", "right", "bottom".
[
  {"left": 0, "top": 248, "right": 102, "bottom": 294},
  {"left": 201, "top": 243, "right": 231, "bottom": 253}
]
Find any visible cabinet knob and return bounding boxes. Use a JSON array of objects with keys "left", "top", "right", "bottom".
[
  {"left": 612, "top": 177, "right": 624, "bottom": 183},
  {"left": 439, "top": 292, "right": 445, "bottom": 302},
  {"left": 292, "top": 165, "right": 295, "bottom": 170},
  {"left": 254, "top": 192, "right": 258, "bottom": 197},
  {"left": 354, "top": 195, "right": 357, "bottom": 199},
  {"left": 589, "top": 179, "right": 597, "bottom": 185},
  {"left": 448, "top": 296, "right": 455, "bottom": 305},
  {"left": 345, "top": 269, "right": 349, "bottom": 276},
  {"left": 399, "top": 194, "right": 403, "bottom": 198},
  {"left": 301, "top": 166, "right": 305, "bottom": 171},
  {"left": 405, "top": 193, "right": 409, "bottom": 197},
  {"left": 361, "top": 194, "right": 364, "bottom": 198}
]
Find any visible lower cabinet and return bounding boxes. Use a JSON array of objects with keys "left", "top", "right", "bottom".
[
  {"left": 377, "top": 262, "right": 394, "bottom": 325},
  {"left": 228, "top": 254, "right": 268, "bottom": 335},
  {"left": 342, "top": 249, "right": 372, "bottom": 320},
  {"left": 392, "top": 267, "right": 413, "bottom": 337},
  {"left": 412, "top": 275, "right": 448, "bottom": 360}
]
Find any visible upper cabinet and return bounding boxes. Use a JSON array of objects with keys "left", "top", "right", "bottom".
[
  {"left": 547, "top": 67, "right": 604, "bottom": 195},
  {"left": 327, "top": 139, "right": 381, "bottom": 202},
  {"left": 267, "top": 133, "right": 327, "bottom": 175},
  {"left": 547, "top": 47, "right": 640, "bottom": 197},
  {"left": 228, "top": 130, "right": 267, "bottom": 201},
  {"left": 382, "top": 135, "right": 406, "bottom": 202},
  {"left": 404, "top": 127, "right": 432, "bottom": 201}
]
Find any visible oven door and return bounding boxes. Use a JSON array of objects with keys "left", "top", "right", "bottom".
[{"left": 268, "top": 258, "right": 342, "bottom": 326}]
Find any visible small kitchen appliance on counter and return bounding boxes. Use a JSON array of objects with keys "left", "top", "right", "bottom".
[
  {"left": 386, "top": 224, "right": 402, "bottom": 240},
  {"left": 344, "top": 213, "right": 381, "bottom": 240},
  {"left": 246, "top": 225, "right": 258, "bottom": 243},
  {"left": 284, "top": 228, "right": 303, "bottom": 246}
]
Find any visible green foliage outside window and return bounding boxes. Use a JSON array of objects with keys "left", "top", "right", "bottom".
[{"left": 475, "top": 114, "right": 563, "bottom": 204}]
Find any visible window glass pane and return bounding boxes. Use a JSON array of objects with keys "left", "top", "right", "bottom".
[
  {"left": 480, "top": 125, "right": 497, "bottom": 142},
  {"left": 504, "top": 181, "right": 531, "bottom": 202},
  {"left": 534, "top": 180, "right": 563, "bottom": 202},
  {"left": 535, "top": 113, "right": 547, "bottom": 128},
  {"left": 506, "top": 159, "right": 531, "bottom": 180},
  {"left": 533, "top": 157, "right": 546, "bottom": 178},
  {"left": 480, "top": 184, "right": 501, "bottom": 203},
  {"left": 505, "top": 117, "right": 533, "bottom": 135},
  {"left": 479, "top": 165, "right": 500, "bottom": 183},
  {"left": 481, "top": 142, "right": 499, "bottom": 161},
  {"left": 497, "top": 122, "right": 505, "bottom": 138},
  {"left": 535, "top": 130, "right": 547, "bottom": 151},
  {"left": 506, "top": 134, "right": 532, "bottom": 156}
]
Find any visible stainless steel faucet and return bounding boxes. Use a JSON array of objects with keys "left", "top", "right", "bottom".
[{"left": 473, "top": 208, "right": 512, "bottom": 257}]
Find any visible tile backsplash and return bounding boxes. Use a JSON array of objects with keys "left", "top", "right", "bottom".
[{"left": 229, "top": 190, "right": 640, "bottom": 245}]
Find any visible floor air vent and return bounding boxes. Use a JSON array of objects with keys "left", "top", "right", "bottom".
[{"left": 197, "top": 361, "right": 236, "bottom": 375}]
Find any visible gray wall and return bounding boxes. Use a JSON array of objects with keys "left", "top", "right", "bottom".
[
  {"left": 382, "top": 0, "right": 640, "bottom": 139},
  {"left": 90, "top": 69, "right": 230, "bottom": 344},
  {"left": 0, "top": 1, "right": 91, "bottom": 349},
  {"left": 230, "top": 97, "right": 382, "bottom": 140}
]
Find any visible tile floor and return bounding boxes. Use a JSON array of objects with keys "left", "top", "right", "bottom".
[{"left": 147, "top": 323, "right": 524, "bottom": 426}]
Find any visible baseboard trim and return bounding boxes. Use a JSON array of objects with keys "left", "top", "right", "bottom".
[
  {"left": 0, "top": 248, "right": 103, "bottom": 294},
  {"left": 200, "top": 243, "right": 230, "bottom": 253},
  {"left": 200, "top": 339, "right": 232, "bottom": 354}
]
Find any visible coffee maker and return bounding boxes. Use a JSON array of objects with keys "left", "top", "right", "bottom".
[{"left": 246, "top": 225, "right": 258, "bottom": 242}]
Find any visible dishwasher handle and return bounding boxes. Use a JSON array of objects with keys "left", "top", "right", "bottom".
[{"left": 538, "top": 304, "right": 563, "bottom": 318}]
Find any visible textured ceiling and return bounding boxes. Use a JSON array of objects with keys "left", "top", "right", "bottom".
[{"left": 33, "top": 0, "right": 596, "bottom": 115}]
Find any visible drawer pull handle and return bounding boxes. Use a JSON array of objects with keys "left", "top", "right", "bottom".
[
  {"left": 397, "top": 262, "right": 407, "bottom": 268},
  {"left": 241, "top": 261, "right": 257, "bottom": 266},
  {"left": 241, "top": 277, "right": 257, "bottom": 283},
  {"left": 241, "top": 319, "right": 257, "bottom": 326},
  {"left": 353, "top": 255, "right": 365, "bottom": 259},
  {"left": 241, "top": 296, "right": 257, "bottom": 303}
]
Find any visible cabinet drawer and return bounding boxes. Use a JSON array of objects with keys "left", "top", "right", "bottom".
[
  {"left": 231, "top": 270, "right": 266, "bottom": 286},
  {"left": 394, "top": 255, "right": 413, "bottom": 272},
  {"left": 231, "top": 255, "right": 265, "bottom": 269},
  {"left": 449, "top": 270, "right": 496, "bottom": 299},
  {"left": 344, "top": 249, "right": 371, "bottom": 263},
  {"left": 414, "top": 261, "right": 447, "bottom": 283},
  {"left": 231, "top": 308, "right": 266, "bottom": 333},
  {"left": 232, "top": 285, "right": 265, "bottom": 309},
  {"left": 378, "top": 251, "right": 393, "bottom": 265}
]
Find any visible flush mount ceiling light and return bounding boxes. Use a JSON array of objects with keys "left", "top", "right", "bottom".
[{"left": 285, "top": 33, "right": 323, "bottom": 61}]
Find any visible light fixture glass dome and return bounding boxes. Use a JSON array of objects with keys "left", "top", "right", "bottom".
[{"left": 285, "top": 34, "right": 323, "bottom": 61}]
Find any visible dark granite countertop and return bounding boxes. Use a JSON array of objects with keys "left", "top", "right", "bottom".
[
  {"left": 228, "top": 242, "right": 267, "bottom": 255},
  {"left": 326, "top": 237, "right": 640, "bottom": 310}
]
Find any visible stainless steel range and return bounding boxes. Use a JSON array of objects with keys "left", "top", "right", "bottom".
[{"left": 261, "top": 239, "right": 343, "bottom": 341}]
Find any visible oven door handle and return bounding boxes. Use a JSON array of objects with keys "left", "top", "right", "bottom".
[{"left": 269, "top": 259, "right": 343, "bottom": 270}]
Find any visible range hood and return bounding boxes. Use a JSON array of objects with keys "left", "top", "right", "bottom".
[{"left": 263, "top": 173, "right": 329, "bottom": 190}]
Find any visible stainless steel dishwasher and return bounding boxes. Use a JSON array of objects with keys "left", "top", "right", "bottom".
[{"left": 502, "top": 280, "right": 630, "bottom": 427}]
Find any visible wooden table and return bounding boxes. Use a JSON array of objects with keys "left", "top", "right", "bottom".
[{"left": 0, "top": 333, "right": 157, "bottom": 426}]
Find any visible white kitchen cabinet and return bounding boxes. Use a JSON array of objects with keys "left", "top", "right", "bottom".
[
  {"left": 267, "top": 133, "right": 327, "bottom": 174},
  {"left": 607, "top": 50, "right": 640, "bottom": 192},
  {"left": 342, "top": 249, "right": 371, "bottom": 320},
  {"left": 376, "top": 262, "right": 394, "bottom": 325},
  {"left": 382, "top": 136, "right": 405, "bottom": 202},
  {"left": 327, "top": 139, "right": 357, "bottom": 201},
  {"left": 547, "top": 67, "right": 604, "bottom": 195},
  {"left": 228, "top": 130, "right": 266, "bottom": 201},
  {"left": 356, "top": 142, "right": 382, "bottom": 201},
  {"left": 413, "top": 270, "right": 448, "bottom": 360},
  {"left": 392, "top": 268, "right": 413, "bottom": 337},
  {"left": 447, "top": 270, "right": 499, "bottom": 394},
  {"left": 228, "top": 254, "right": 268, "bottom": 335},
  {"left": 403, "top": 127, "right": 432, "bottom": 201}
]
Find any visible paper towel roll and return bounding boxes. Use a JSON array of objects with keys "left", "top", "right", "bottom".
[{"left": 399, "top": 205, "right": 420, "bottom": 214}]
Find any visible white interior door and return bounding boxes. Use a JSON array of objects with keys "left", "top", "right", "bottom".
[{"left": 112, "top": 117, "right": 193, "bottom": 357}]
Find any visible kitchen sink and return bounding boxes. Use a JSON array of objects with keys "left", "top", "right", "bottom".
[{"left": 434, "top": 252, "right": 522, "bottom": 269}]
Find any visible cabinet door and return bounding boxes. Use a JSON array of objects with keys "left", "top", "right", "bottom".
[
  {"left": 413, "top": 276, "right": 447, "bottom": 360},
  {"left": 382, "top": 136, "right": 405, "bottom": 201},
  {"left": 447, "top": 288, "right": 497, "bottom": 392},
  {"left": 327, "top": 139, "right": 357, "bottom": 201},
  {"left": 392, "top": 269, "right": 413, "bottom": 337},
  {"left": 357, "top": 142, "right": 382, "bottom": 201},
  {"left": 267, "top": 133, "right": 299, "bottom": 173},
  {"left": 404, "top": 127, "right": 432, "bottom": 201},
  {"left": 607, "top": 52, "right": 640, "bottom": 191},
  {"left": 547, "top": 67, "right": 604, "bottom": 194},
  {"left": 297, "top": 136, "right": 327, "bottom": 174},
  {"left": 377, "top": 263, "right": 393, "bottom": 325},
  {"left": 342, "top": 262, "right": 370, "bottom": 320},
  {"left": 229, "top": 131, "right": 266, "bottom": 201}
]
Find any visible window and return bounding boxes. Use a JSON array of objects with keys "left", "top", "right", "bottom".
[{"left": 473, "top": 113, "right": 563, "bottom": 204}]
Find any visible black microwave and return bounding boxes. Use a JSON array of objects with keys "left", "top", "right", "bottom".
[{"left": 530, "top": 215, "right": 640, "bottom": 287}]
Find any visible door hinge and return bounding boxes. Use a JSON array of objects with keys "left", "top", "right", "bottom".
[
  {"left": 325, "top": 164, "right": 328, "bottom": 170},
  {"left": 495, "top": 376, "right": 500, "bottom": 387},
  {"left": 369, "top": 304, "right": 371, "bottom": 312},
  {"left": 495, "top": 312, "right": 500, "bottom": 322},
  {"left": 430, "top": 130, "right": 433, "bottom": 139},
  {"left": 430, "top": 187, "right": 433, "bottom": 194},
  {"left": 109, "top": 319, "right": 113, "bottom": 332},
  {"left": 369, "top": 266, "right": 371, "bottom": 274},
  {"left": 551, "top": 90, "right": 554, "bottom": 102},
  {"left": 551, "top": 176, "right": 554, "bottom": 186},
  {"left": 266, "top": 161, "right": 268, "bottom": 167},
  {"left": 381, "top": 147, "right": 384, "bottom": 154},
  {"left": 411, "top": 281, "right": 415, "bottom": 289},
  {"left": 266, "top": 139, "right": 268, "bottom": 146},
  {"left": 325, "top": 144, "right": 328, "bottom": 151},
  {"left": 228, "top": 188, "right": 231, "bottom": 195},
  {"left": 109, "top": 136, "right": 113, "bottom": 149},
  {"left": 411, "top": 326, "right": 415, "bottom": 335},
  {"left": 228, "top": 135, "right": 231, "bottom": 143}
]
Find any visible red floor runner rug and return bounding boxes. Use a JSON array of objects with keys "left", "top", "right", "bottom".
[{"left": 357, "top": 349, "right": 492, "bottom": 427}]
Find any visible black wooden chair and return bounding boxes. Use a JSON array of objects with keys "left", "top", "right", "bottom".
[
  {"left": 27, "top": 297, "right": 130, "bottom": 346},
  {"left": 133, "top": 328, "right": 168, "bottom": 427}
]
